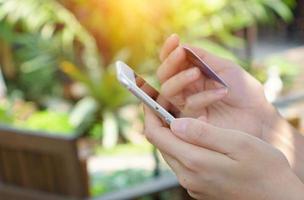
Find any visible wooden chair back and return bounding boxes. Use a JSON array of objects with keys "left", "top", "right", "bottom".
[{"left": 0, "top": 126, "right": 89, "bottom": 200}]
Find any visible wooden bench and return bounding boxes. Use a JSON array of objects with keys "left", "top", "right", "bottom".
[{"left": 0, "top": 126, "right": 89, "bottom": 200}]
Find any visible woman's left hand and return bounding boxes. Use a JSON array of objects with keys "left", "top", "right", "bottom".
[{"left": 143, "top": 106, "right": 304, "bottom": 200}]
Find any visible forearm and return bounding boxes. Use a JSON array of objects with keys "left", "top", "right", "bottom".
[{"left": 263, "top": 106, "right": 304, "bottom": 182}]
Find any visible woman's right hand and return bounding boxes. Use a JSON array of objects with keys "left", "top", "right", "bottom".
[
  {"left": 157, "top": 34, "right": 304, "bottom": 183},
  {"left": 157, "top": 34, "right": 278, "bottom": 142}
]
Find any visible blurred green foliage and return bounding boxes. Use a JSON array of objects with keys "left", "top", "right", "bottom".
[
  {"left": 16, "top": 111, "right": 74, "bottom": 134},
  {"left": 91, "top": 169, "right": 153, "bottom": 197},
  {"left": 0, "top": 99, "right": 75, "bottom": 134},
  {"left": 95, "top": 143, "right": 152, "bottom": 156},
  {"left": 59, "top": 0, "right": 296, "bottom": 142},
  {"left": 0, "top": 0, "right": 297, "bottom": 141},
  {"left": 265, "top": 56, "right": 300, "bottom": 88},
  {"left": 0, "top": 104, "right": 12, "bottom": 123},
  {"left": 63, "top": 0, "right": 296, "bottom": 70},
  {"left": 0, "top": 0, "right": 100, "bottom": 103}
]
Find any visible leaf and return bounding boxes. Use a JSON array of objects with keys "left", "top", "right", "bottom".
[
  {"left": 264, "top": 1, "right": 293, "bottom": 22},
  {"left": 69, "top": 96, "right": 98, "bottom": 132},
  {"left": 102, "top": 111, "right": 119, "bottom": 149}
]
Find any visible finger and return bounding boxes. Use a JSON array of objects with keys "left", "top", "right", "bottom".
[
  {"left": 144, "top": 106, "right": 190, "bottom": 160},
  {"left": 157, "top": 46, "right": 189, "bottom": 83},
  {"left": 187, "top": 190, "right": 203, "bottom": 200},
  {"left": 170, "top": 118, "right": 247, "bottom": 156},
  {"left": 143, "top": 105, "right": 163, "bottom": 127},
  {"left": 160, "top": 67, "right": 201, "bottom": 98},
  {"left": 144, "top": 106, "right": 225, "bottom": 170},
  {"left": 160, "top": 152, "right": 203, "bottom": 192},
  {"left": 161, "top": 151, "right": 184, "bottom": 171},
  {"left": 184, "top": 88, "right": 228, "bottom": 111},
  {"left": 160, "top": 34, "right": 180, "bottom": 62}
]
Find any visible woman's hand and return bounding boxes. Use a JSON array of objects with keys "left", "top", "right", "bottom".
[
  {"left": 157, "top": 35, "right": 304, "bottom": 182},
  {"left": 144, "top": 106, "right": 304, "bottom": 200},
  {"left": 157, "top": 34, "right": 277, "bottom": 140}
]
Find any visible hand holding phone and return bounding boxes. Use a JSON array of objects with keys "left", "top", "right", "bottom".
[
  {"left": 116, "top": 61, "right": 178, "bottom": 124},
  {"left": 116, "top": 47, "right": 228, "bottom": 125}
]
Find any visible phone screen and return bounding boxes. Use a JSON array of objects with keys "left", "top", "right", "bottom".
[{"left": 134, "top": 74, "right": 179, "bottom": 117}]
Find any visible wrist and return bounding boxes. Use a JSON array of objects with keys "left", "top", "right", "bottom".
[
  {"left": 282, "top": 169, "right": 304, "bottom": 200},
  {"left": 261, "top": 103, "right": 304, "bottom": 182},
  {"left": 261, "top": 104, "right": 293, "bottom": 162},
  {"left": 276, "top": 169, "right": 304, "bottom": 200},
  {"left": 260, "top": 103, "right": 283, "bottom": 142}
]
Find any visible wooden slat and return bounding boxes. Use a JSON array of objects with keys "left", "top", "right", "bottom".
[
  {"left": 42, "top": 155, "right": 56, "bottom": 193},
  {"left": 1, "top": 148, "right": 22, "bottom": 185},
  {"left": 0, "top": 184, "right": 80, "bottom": 200},
  {"left": 53, "top": 155, "right": 68, "bottom": 195},
  {"left": 62, "top": 144, "right": 88, "bottom": 197},
  {"left": 0, "top": 147, "right": 4, "bottom": 182},
  {"left": 0, "top": 126, "right": 89, "bottom": 199},
  {"left": 17, "top": 151, "right": 31, "bottom": 187},
  {"left": 29, "top": 152, "right": 47, "bottom": 191}
]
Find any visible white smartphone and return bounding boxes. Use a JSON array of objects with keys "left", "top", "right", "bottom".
[{"left": 116, "top": 61, "right": 177, "bottom": 125}]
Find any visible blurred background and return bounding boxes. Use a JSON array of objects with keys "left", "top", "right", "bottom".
[{"left": 0, "top": 0, "right": 304, "bottom": 199}]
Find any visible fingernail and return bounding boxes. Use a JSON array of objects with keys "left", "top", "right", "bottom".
[
  {"left": 215, "top": 88, "right": 228, "bottom": 96},
  {"left": 169, "top": 33, "right": 179, "bottom": 40},
  {"left": 171, "top": 119, "right": 189, "bottom": 134},
  {"left": 186, "top": 68, "right": 198, "bottom": 78}
]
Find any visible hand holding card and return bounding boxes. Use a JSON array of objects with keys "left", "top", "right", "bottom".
[{"left": 183, "top": 46, "right": 228, "bottom": 87}]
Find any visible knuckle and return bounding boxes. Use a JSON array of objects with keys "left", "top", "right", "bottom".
[
  {"left": 201, "top": 172, "right": 213, "bottom": 185},
  {"left": 171, "top": 95, "right": 185, "bottom": 107},
  {"left": 190, "top": 129, "right": 205, "bottom": 144},
  {"left": 183, "top": 155, "right": 201, "bottom": 171},
  {"left": 236, "top": 137, "right": 254, "bottom": 152},
  {"left": 160, "top": 84, "right": 170, "bottom": 98},
  {"left": 183, "top": 121, "right": 209, "bottom": 144},
  {"left": 156, "top": 67, "right": 163, "bottom": 81},
  {"left": 177, "top": 175, "right": 192, "bottom": 190},
  {"left": 185, "top": 97, "right": 196, "bottom": 110},
  {"left": 176, "top": 69, "right": 191, "bottom": 83}
]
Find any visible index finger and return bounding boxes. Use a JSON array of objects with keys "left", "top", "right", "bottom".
[
  {"left": 143, "top": 106, "right": 229, "bottom": 171},
  {"left": 143, "top": 105, "right": 164, "bottom": 128},
  {"left": 143, "top": 105, "right": 195, "bottom": 161},
  {"left": 159, "top": 34, "right": 180, "bottom": 62}
]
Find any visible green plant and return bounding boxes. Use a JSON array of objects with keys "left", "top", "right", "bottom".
[
  {"left": 175, "top": 0, "right": 296, "bottom": 46},
  {"left": 0, "top": 0, "right": 134, "bottom": 142},
  {"left": 265, "top": 56, "right": 300, "bottom": 88},
  {"left": 0, "top": 0, "right": 100, "bottom": 103},
  {"left": 0, "top": 104, "right": 12, "bottom": 123},
  {"left": 16, "top": 110, "right": 75, "bottom": 134},
  {"left": 62, "top": 0, "right": 296, "bottom": 69},
  {"left": 0, "top": 0, "right": 297, "bottom": 143},
  {"left": 90, "top": 169, "right": 153, "bottom": 196}
]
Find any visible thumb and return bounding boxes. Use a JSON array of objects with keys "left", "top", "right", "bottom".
[{"left": 170, "top": 118, "right": 244, "bottom": 155}]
